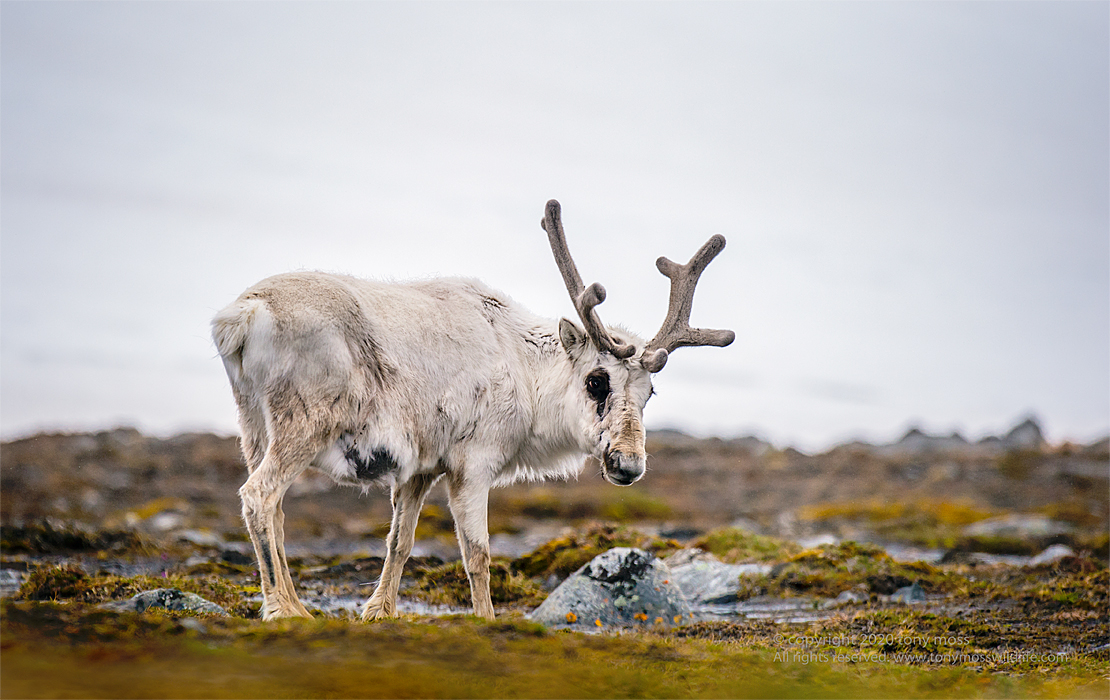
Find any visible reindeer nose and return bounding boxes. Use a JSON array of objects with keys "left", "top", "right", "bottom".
[{"left": 603, "top": 450, "right": 645, "bottom": 486}]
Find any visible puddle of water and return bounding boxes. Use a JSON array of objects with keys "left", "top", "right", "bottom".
[
  {"left": 695, "top": 596, "right": 838, "bottom": 624},
  {"left": 0, "top": 569, "right": 25, "bottom": 598},
  {"left": 297, "top": 591, "right": 470, "bottom": 619}
]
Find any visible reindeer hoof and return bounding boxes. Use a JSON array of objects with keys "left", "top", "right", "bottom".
[
  {"left": 360, "top": 598, "right": 396, "bottom": 621},
  {"left": 262, "top": 607, "right": 314, "bottom": 621}
]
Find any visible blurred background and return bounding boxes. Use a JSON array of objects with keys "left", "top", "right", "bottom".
[{"left": 2, "top": 1, "right": 1107, "bottom": 452}]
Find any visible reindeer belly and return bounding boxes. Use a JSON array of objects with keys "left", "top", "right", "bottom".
[{"left": 313, "top": 433, "right": 400, "bottom": 485}]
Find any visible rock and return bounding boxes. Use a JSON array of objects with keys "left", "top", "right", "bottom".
[
  {"left": 528, "top": 548, "right": 691, "bottom": 629},
  {"left": 1002, "top": 418, "right": 1045, "bottom": 450},
  {"left": 834, "top": 588, "right": 867, "bottom": 605},
  {"left": 891, "top": 582, "right": 926, "bottom": 604},
  {"left": 890, "top": 427, "right": 970, "bottom": 455},
  {"left": 666, "top": 551, "right": 770, "bottom": 605},
  {"left": 100, "top": 588, "right": 228, "bottom": 616},
  {"left": 963, "top": 514, "right": 1073, "bottom": 539},
  {"left": 1028, "top": 544, "right": 1076, "bottom": 567}
]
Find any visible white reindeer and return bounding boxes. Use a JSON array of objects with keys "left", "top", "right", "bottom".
[{"left": 211, "top": 200, "right": 733, "bottom": 620}]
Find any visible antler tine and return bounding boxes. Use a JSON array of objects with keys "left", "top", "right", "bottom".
[
  {"left": 642, "top": 234, "right": 735, "bottom": 373},
  {"left": 541, "top": 200, "right": 635, "bottom": 359}
]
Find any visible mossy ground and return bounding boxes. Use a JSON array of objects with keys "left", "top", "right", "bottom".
[
  {"left": 798, "top": 499, "right": 1109, "bottom": 558},
  {"left": 3, "top": 600, "right": 1107, "bottom": 699},
  {"left": 410, "top": 559, "right": 548, "bottom": 608},
  {"left": 510, "top": 522, "right": 681, "bottom": 581},
  {"left": 691, "top": 527, "right": 802, "bottom": 563},
  {"left": 13, "top": 562, "right": 260, "bottom": 618},
  {"left": 4, "top": 520, "right": 1107, "bottom": 698}
]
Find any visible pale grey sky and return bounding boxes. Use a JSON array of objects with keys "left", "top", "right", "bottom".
[{"left": 2, "top": 1, "right": 1107, "bottom": 450}]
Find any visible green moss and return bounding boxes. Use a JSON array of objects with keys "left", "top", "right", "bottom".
[
  {"left": 14, "top": 564, "right": 255, "bottom": 617},
  {"left": 797, "top": 500, "right": 1008, "bottom": 551},
  {"left": 737, "top": 541, "right": 974, "bottom": 599},
  {"left": 2, "top": 600, "right": 1104, "bottom": 699},
  {"left": 511, "top": 523, "right": 679, "bottom": 580},
  {"left": 0, "top": 521, "right": 152, "bottom": 555},
  {"left": 690, "top": 527, "right": 801, "bottom": 563},
  {"left": 410, "top": 560, "right": 547, "bottom": 608}
]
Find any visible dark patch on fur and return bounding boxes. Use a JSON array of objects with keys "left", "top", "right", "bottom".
[
  {"left": 345, "top": 444, "right": 400, "bottom": 481},
  {"left": 258, "top": 535, "right": 277, "bottom": 588}
]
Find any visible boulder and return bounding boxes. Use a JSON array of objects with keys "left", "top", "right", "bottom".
[
  {"left": 529, "top": 547, "right": 691, "bottom": 629},
  {"left": 100, "top": 588, "right": 228, "bottom": 616},
  {"left": 665, "top": 549, "right": 770, "bottom": 604}
]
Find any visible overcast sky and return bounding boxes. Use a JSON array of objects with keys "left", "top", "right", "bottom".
[{"left": 2, "top": 1, "right": 1107, "bottom": 451}]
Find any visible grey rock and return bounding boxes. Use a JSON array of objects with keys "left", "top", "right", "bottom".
[
  {"left": 834, "top": 589, "right": 867, "bottom": 605},
  {"left": 1002, "top": 418, "right": 1045, "bottom": 450},
  {"left": 529, "top": 548, "right": 691, "bottom": 629},
  {"left": 1028, "top": 544, "right": 1076, "bottom": 567},
  {"left": 891, "top": 582, "right": 926, "bottom": 604},
  {"left": 666, "top": 551, "right": 770, "bottom": 605},
  {"left": 100, "top": 588, "right": 228, "bottom": 616}
]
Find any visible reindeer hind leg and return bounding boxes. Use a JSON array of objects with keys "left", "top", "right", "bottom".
[{"left": 239, "top": 397, "right": 327, "bottom": 620}]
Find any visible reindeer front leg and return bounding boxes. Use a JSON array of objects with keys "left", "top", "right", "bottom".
[
  {"left": 362, "top": 473, "right": 438, "bottom": 620},
  {"left": 446, "top": 473, "right": 495, "bottom": 620}
]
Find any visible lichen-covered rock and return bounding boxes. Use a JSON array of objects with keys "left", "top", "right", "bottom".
[
  {"left": 100, "top": 588, "right": 229, "bottom": 616},
  {"left": 528, "top": 547, "right": 691, "bottom": 629},
  {"left": 666, "top": 549, "right": 770, "bottom": 604}
]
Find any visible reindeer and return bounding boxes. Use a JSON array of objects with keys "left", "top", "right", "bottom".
[{"left": 211, "top": 200, "right": 733, "bottom": 620}]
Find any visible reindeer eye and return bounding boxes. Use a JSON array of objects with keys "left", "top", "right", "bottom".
[{"left": 585, "top": 372, "right": 610, "bottom": 402}]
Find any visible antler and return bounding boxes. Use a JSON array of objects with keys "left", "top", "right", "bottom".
[
  {"left": 541, "top": 200, "right": 635, "bottom": 359},
  {"left": 641, "top": 234, "right": 735, "bottom": 373}
]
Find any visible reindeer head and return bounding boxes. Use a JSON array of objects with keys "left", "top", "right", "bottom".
[{"left": 541, "top": 200, "right": 734, "bottom": 486}]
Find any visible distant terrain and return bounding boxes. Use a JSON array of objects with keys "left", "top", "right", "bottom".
[{"left": 1, "top": 417, "right": 1106, "bottom": 556}]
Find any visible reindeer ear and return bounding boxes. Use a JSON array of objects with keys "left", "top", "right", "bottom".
[{"left": 558, "top": 318, "right": 588, "bottom": 357}]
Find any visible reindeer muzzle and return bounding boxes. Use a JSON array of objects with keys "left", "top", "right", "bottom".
[{"left": 602, "top": 450, "right": 645, "bottom": 486}]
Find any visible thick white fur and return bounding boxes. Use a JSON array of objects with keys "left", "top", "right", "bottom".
[{"left": 212, "top": 271, "right": 654, "bottom": 621}]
